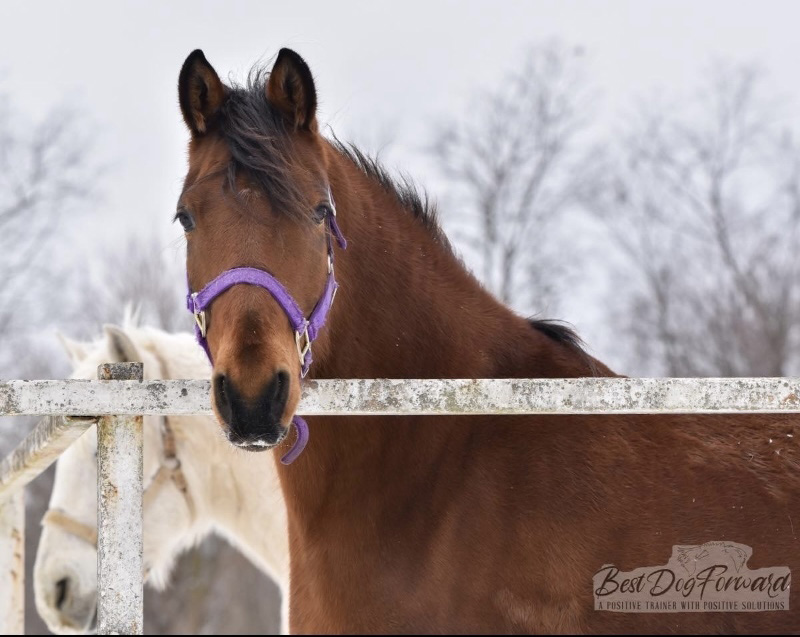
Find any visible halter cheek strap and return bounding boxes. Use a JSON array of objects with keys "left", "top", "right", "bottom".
[
  {"left": 186, "top": 208, "right": 346, "bottom": 465},
  {"left": 42, "top": 509, "right": 98, "bottom": 547}
]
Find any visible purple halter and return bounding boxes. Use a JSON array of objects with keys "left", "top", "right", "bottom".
[{"left": 186, "top": 203, "right": 346, "bottom": 465}]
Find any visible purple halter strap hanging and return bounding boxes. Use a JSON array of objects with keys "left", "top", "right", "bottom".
[{"left": 187, "top": 206, "right": 346, "bottom": 465}]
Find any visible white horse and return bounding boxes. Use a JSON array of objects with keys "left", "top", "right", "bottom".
[{"left": 33, "top": 324, "right": 289, "bottom": 634}]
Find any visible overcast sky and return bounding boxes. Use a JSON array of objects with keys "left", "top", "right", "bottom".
[{"left": 2, "top": 0, "right": 799, "bottom": 366}]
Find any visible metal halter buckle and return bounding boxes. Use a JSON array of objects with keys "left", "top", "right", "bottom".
[
  {"left": 191, "top": 293, "right": 207, "bottom": 338},
  {"left": 194, "top": 311, "right": 207, "bottom": 338},
  {"left": 295, "top": 324, "right": 311, "bottom": 367}
]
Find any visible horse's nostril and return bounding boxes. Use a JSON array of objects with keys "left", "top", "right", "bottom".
[
  {"left": 55, "top": 577, "right": 69, "bottom": 610},
  {"left": 272, "top": 370, "right": 289, "bottom": 402},
  {"left": 213, "top": 373, "right": 233, "bottom": 426},
  {"left": 264, "top": 370, "right": 291, "bottom": 424}
]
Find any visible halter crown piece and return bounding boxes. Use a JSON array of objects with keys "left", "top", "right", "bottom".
[{"left": 186, "top": 199, "right": 347, "bottom": 465}]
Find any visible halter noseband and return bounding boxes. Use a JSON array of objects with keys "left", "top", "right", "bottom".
[{"left": 186, "top": 202, "right": 346, "bottom": 465}]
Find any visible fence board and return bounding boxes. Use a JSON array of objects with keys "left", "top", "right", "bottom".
[
  {"left": 0, "top": 415, "right": 96, "bottom": 498},
  {"left": 0, "top": 491, "right": 24, "bottom": 634},
  {"left": 2, "top": 377, "right": 800, "bottom": 417}
]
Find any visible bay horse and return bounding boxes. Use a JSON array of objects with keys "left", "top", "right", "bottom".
[
  {"left": 175, "top": 48, "right": 799, "bottom": 633},
  {"left": 34, "top": 323, "right": 289, "bottom": 634}
]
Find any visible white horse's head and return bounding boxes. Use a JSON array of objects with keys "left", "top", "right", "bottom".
[{"left": 33, "top": 324, "right": 214, "bottom": 633}]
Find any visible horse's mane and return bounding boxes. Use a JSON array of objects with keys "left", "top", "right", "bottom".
[
  {"left": 329, "top": 138, "right": 452, "bottom": 249},
  {"left": 213, "top": 64, "right": 441, "bottom": 239},
  {"left": 216, "top": 67, "right": 310, "bottom": 220},
  {"left": 527, "top": 318, "right": 583, "bottom": 350},
  {"left": 528, "top": 318, "right": 600, "bottom": 375},
  {"left": 217, "top": 64, "right": 589, "bottom": 355}
]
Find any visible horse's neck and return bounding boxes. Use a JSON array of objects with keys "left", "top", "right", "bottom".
[
  {"left": 315, "top": 155, "right": 597, "bottom": 381},
  {"left": 278, "top": 155, "right": 601, "bottom": 513}
]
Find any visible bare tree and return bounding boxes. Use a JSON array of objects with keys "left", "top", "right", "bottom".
[
  {"left": 71, "top": 233, "right": 190, "bottom": 334},
  {"left": 593, "top": 65, "right": 800, "bottom": 376},
  {"left": 431, "top": 42, "right": 595, "bottom": 311},
  {"left": 0, "top": 98, "right": 94, "bottom": 341}
]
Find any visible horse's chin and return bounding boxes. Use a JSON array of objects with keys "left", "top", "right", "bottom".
[
  {"left": 50, "top": 604, "right": 96, "bottom": 635},
  {"left": 235, "top": 442, "right": 275, "bottom": 453},
  {"left": 227, "top": 425, "right": 289, "bottom": 453}
]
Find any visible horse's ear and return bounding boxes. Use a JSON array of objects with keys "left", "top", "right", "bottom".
[
  {"left": 179, "top": 49, "right": 227, "bottom": 135},
  {"left": 103, "top": 325, "right": 141, "bottom": 363},
  {"left": 56, "top": 331, "right": 88, "bottom": 364},
  {"left": 266, "top": 48, "right": 317, "bottom": 131}
]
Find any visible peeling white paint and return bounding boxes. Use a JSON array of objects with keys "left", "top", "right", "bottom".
[
  {"left": 96, "top": 364, "right": 143, "bottom": 636},
  {"left": 2, "top": 377, "right": 800, "bottom": 418},
  {"left": 96, "top": 411, "right": 143, "bottom": 635}
]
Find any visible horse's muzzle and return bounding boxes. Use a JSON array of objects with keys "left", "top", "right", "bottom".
[{"left": 213, "top": 371, "right": 290, "bottom": 449}]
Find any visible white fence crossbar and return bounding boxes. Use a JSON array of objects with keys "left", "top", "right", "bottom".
[{"left": 3, "top": 377, "right": 800, "bottom": 418}]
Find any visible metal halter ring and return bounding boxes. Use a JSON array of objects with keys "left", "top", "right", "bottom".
[{"left": 295, "top": 324, "right": 311, "bottom": 367}]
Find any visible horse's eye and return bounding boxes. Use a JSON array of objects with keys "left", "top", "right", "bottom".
[
  {"left": 174, "top": 209, "right": 196, "bottom": 232},
  {"left": 312, "top": 203, "right": 332, "bottom": 225}
]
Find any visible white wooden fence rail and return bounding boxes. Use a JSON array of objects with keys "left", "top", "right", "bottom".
[
  {"left": 4, "top": 376, "right": 800, "bottom": 417},
  {"left": 3, "top": 369, "right": 800, "bottom": 634}
]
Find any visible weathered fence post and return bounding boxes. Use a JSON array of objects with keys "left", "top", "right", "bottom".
[
  {"left": 0, "top": 490, "right": 24, "bottom": 635},
  {"left": 96, "top": 362, "right": 143, "bottom": 635}
]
